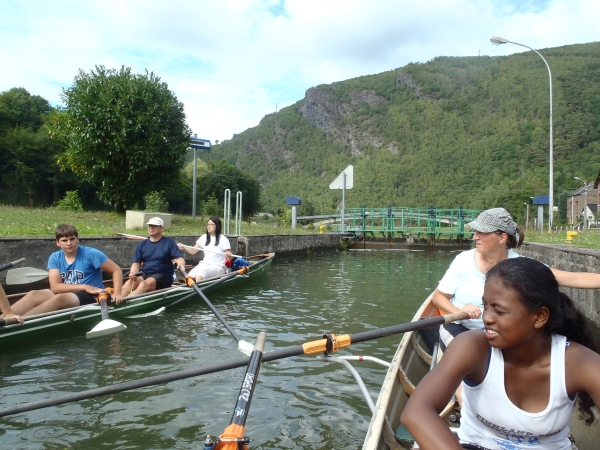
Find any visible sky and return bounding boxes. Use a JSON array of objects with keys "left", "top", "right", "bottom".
[{"left": 1, "top": 0, "right": 599, "bottom": 142}]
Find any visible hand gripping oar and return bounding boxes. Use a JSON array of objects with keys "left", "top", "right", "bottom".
[
  {"left": 86, "top": 288, "right": 127, "bottom": 339},
  {"left": 0, "top": 312, "right": 468, "bottom": 416},
  {"left": 205, "top": 332, "right": 267, "bottom": 450},
  {"left": 128, "top": 267, "right": 250, "bottom": 318},
  {"left": 178, "top": 267, "right": 254, "bottom": 355}
]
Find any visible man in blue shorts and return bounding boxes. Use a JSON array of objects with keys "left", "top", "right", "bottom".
[
  {"left": 9, "top": 224, "right": 123, "bottom": 316},
  {"left": 122, "top": 217, "right": 185, "bottom": 297}
]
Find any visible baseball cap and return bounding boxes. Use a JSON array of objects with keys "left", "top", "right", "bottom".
[
  {"left": 146, "top": 217, "right": 164, "bottom": 227},
  {"left": 467, "top": 208, "right": 517, "bottom": 236}
]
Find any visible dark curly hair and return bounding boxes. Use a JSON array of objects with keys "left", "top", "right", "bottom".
[{"left": 487, "top": 257, "right": 599, "bottom": 424}]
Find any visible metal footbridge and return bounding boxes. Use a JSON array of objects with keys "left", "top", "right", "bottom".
[{"left": 299, "top": 207, "right": 481, "bottom": 239}]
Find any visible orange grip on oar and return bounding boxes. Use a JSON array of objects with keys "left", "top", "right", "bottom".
[
  {"left": 184, "top": 275, "right": 195, "bottom": 287},
  {"left": 301, "top": 333, "right": 352, "bottom": 355},
  {"left": 237, "top": 267, "right": 249, "bottom": 275},
  {"left": 215, "top": 424, "right": 248, "bottom": 450}
]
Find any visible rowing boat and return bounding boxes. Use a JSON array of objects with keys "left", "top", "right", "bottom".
[
  {"left": 0, "top": 253, "right": 275, "bottom": 346},
  {"left": 362, "top": 293, "right": 600, "bottom": 450}
]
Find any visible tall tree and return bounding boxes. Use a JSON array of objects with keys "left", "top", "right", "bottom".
[{"left": 48, "top": 66, "right": 192, "bottom": 212}]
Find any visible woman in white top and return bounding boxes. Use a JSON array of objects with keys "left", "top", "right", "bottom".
[
  {"left": 402, "top": 257, "right": 600, "bottom": 450},
  {"left": 178, "top": 217, "right": 232, "bottom": 282},
  {"left": 433, "top": 208, "right": 600, "bottom": 348}
]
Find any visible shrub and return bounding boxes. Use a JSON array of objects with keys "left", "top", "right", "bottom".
[
  {"left": 201, "top": 194, "right": 223, "bottom": 217},
  {"left": 144, "top": 191, "right": 169, "bottom": 213},
  {"left": 55, "top": 190, "right": 83, "bottom": 212}
]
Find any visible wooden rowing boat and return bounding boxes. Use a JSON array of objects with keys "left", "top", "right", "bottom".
[
  {"left": 0, "top": 253, "right": 275, "bottom": 346},
  {"left": 363, "top": 293, "right": 600, "bottom": 450}
]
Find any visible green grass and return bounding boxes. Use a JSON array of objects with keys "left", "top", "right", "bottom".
[
  {"left": 0, "top": 205, "right": 318, "bottom": 238},
  {"left": 523, "top": 228, "right": 600, "bottom": 249}
]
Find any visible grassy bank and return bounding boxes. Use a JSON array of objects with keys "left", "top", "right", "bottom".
[
  {"left": 2, "top": 205, "right": 599, "bottom": 249},
  {"left": 0, "top": 205, "right": 316, "bottom": 238}
]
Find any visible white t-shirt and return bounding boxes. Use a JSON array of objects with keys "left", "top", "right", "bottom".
[
  {"left": 437, "top": 248, "right": 520, "bottom": 330},
  {"left": 195, "top": 234, "right": 231, "bottom": 266}
]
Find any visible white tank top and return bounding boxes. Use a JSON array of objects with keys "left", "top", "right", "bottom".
[{"left": 459, "top": 335, "right": 575, "bottom": 449}]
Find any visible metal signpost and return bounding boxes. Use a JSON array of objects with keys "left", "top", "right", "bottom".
[
  {"left": 189, "top": 136, "right": 211, "bottom": 219},
  {"left": 329, "top": 165, "right": 354, "bottom": 233}
]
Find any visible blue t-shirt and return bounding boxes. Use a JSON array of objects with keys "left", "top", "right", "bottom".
[
  {"left": 47, "top": 245, "right": 108, "bottom": 289},
  {"left": 133, "top": 236, "right": 182, "bottom": 277}
]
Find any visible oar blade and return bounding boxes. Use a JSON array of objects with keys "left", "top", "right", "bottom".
[
  {"left": 127, "top": 306, "right": 166, "bottom": 319},
  {"left": 86, "top": 319, "right": 127, "bottom": 339},
  {"left": 6, "top": 267, "right": 49, "bottom": 285},
  {"left": 238, "top": 340, "right": 255, "bottom": 356}
]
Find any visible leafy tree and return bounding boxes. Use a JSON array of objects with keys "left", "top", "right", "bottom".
[
  {"left": 201, "top": 160, "right": 261, "bottom": 217},
  {"left": 0, "top": 88, "right": 75, "bottom": 206},
  {"left": 48, "top": 65, "right": 192, "bottom": 212}
]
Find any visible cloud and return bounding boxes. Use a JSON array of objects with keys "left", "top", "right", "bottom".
[{"left": 1, "top": 0, "right": 599, "bottom": 141}]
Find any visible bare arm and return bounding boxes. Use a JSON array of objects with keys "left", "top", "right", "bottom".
[
  {"left": 100, "top": 259, "right": 123, "bottom": 304},
  {"left": 566, "top": 342, "right": 600, "bottom": 409},
  {"left": 0, "top": 284, "right": 23, "bottom": 324},
  {"left": 551, "top": 268, "right": 600, "bottom": 289},
  {"left": 431, "top": 288, "right": 481, "bottom": 319},
  {"left": 401, "top": 330, "right": 489, "bottom": 449},
  {"left": 48, "top": 268, "right": 102, "bottom": 295},
  {"left": 174, "top": 257, "right": 185, "bottom": 270},
  {"left": 178, "top": 243, "right": 201, "bottom": 255}
]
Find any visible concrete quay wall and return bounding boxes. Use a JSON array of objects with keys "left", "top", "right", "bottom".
[
  {"left": 519, "top": 242, "right": 600, "bottom": 326},
  {"left": 0, "top": 234, "right": 342, "bottom": 281}
]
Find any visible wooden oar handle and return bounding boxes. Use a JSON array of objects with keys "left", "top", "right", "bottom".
[{"left": 0, "top": 258, "right": 26, "bottom": 273}]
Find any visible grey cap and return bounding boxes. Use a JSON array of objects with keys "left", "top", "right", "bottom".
[{"left": 467, "top": 208, "right": 518, "bottom": 242}]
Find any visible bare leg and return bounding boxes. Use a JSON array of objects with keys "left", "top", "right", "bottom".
[
  {"left": 10, "top": 289, "right": 55, "bottom": 315},
  {"left": 122, "top": 276, "right": 143, "bottom": 297},
  {"left": 129, "top": 277, "right": 157, "bottom": 296},
  {"left": 23, "top": 293, "right": 80, "bottom": 316}
]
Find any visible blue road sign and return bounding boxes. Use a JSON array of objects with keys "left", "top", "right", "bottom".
[{"left": 190, "top": 137, "right": 211, "bottom": 150}]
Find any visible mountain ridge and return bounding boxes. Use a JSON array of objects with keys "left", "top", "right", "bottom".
[{"left": 201, "top": 41, "right": 600, "bottom": 223}]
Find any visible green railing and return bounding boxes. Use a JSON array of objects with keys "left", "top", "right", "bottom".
[{"left": 333, "top": 207, "right": 481, "bottom": 238}]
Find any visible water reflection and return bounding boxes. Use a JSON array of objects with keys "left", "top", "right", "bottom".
[{"left": 0, "top": 250, "right": 454, "bottom": 449}]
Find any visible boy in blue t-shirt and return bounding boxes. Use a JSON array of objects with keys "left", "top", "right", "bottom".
[{"left": 10, "top": 224, "right": 123, "bottom": 317}]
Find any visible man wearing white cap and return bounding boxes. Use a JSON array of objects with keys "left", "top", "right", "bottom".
[{"left": 122, "top": 217, "right": 185, "bottom": 297}]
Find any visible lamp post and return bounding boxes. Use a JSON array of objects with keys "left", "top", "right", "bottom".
[
  {"left": 524, "top": 202, "right": 530, "bottom": 228},
  {"left": 490, "top": 36, "right": 553, "bottom": 231},
  {"left": 574, "top": 176, "right": 587, "bottom": 228}
]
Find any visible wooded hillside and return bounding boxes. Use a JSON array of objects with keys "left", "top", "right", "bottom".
[{"left": 202, "top": 42, "right": 600, "bottom": 223}]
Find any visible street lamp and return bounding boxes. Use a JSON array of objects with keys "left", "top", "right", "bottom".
[
  {"left": 491, "top": 36, "right": 553, "bottom": 231},
  {"left": 574, "top": 176, "right": 587, "bottom": 228}
]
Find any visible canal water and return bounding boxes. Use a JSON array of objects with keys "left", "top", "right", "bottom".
[{"left": 0, "top": 249, "right": 457, "bottom": 449}]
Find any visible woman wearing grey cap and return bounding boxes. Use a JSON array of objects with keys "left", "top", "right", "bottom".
[{"left": 433, "top": 207, "right": 600, "bottom": 348}]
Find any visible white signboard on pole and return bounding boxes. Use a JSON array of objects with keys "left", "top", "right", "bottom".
[{"left": 329, "top": 165, "right": 353, "bottom": 190}]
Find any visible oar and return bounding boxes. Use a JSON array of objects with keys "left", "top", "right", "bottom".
[
  {"left": 127, "top": 267, "right": 250, "bottom": 318},
  {"left": 6, "top": 267, "right": 49, "bottom": 285},
  {"left": 208, "top": 332, "right": 266, "bottom": 450},
  {"left": 0, "top": 258, "right": 25, "bottom": 273},
  {"left": 0, "top": 312, "right": 468, "bottom": 417},
  {"left": 179, "top": 243, "right": 244, "bottom": 259},
  {"left": 86, "top": 288, "right": 127, "bottom": 339},
  {"left": 178, "top": 267, "right": 254, "bottom": 355}
]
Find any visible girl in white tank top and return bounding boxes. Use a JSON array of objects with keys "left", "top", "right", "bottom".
[{"left": 400, "top": 257, "right": 600, "bottom": 450}]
